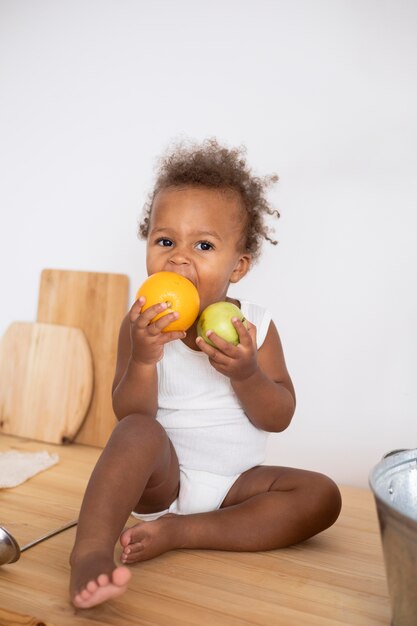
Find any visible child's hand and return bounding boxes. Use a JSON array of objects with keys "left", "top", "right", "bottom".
[
  {"left": 129, "top": 297, "right": 186, "bottom": 365},
  {"left": 196, "top": 317, "right": 258, "bottom": 381}
]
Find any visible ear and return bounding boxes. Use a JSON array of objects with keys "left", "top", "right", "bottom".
[{"left": 229, "top": 253, "right": 252, "bottom": 284}]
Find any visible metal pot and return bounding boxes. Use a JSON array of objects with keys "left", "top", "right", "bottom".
[{"left": 369, "top": 449, "right": 417, "bottom": 626}]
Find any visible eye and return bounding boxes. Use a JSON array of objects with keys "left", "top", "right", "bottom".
[
  {"left": 196, "top": 241, "right": 214, "bottom": 251},
  {"left": 156, "top": 238, "right": 174, "bottom": 247}
]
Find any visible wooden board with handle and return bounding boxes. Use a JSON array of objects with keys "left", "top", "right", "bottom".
[
  {"left": 0, "top": 322, "right": 93, "bottom": 444},
  {"left": 37, "top": 269, "right": 129, "bottom": 446}
]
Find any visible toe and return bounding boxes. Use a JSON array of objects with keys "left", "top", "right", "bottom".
[
  {"left": 121, "top": 549, "right": 146, "bottom": 564},
  {"left": 80, "top": 588, "right": 92, "bottom": 600},
  {"left": 120, "top": 521, "right": 147, "bottom": 546},
  {"left": 119, "top": 534, "right": 130, "bottom": 547},
  {"left": 113, "top": 566, "right": 131, "bottom": 587},
  {"left": 121, "top": 543, "right": 144, "bottom": 563},
  {"left": 97, "top": 573, "right": 110, "bottom": 587},
  {"left": 127, "top": 542, "right": 145, "bottom": 553},
  {"left": 120, "top": 528, "right": 134, "bottom": 547},
  {"left": 86, "top": 580, "right": 98, "bottom": 593},
  {"left": 73, "top": 592, "right": 85, "bottom": 607}
]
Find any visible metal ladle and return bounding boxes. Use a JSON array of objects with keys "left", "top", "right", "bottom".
[{"left": 0, "top": 520, "right": 77, "bottom": 565}]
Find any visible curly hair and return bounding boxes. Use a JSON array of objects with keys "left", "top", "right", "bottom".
[{"left": 139, "top": 138, "right": 280, "bottom": 261}]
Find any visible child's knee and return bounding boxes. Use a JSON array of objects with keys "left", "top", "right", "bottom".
[
  {"left": 312, "top": 473, "right": 342, "bottom": 526},
  {"left": 111, "top": 414, "right": 168, "bottom": 448}
]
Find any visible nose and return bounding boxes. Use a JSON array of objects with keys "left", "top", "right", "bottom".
[{"left": 167, "top": 246, "right": 190, "bottom": 267}]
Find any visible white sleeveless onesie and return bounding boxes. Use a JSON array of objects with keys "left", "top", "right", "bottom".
[{"left": 131, "top": 300, "right": 272, "bottom": 519}]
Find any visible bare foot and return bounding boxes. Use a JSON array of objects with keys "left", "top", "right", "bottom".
[
  {"left": 120, "top": 514, "right": 181, "bottom": 564},
  {"left": 70, "top": 551, "right": 131, "bottom": 608}
]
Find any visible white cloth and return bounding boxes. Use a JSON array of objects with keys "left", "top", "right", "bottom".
[
  {"left": 156, "top": 300, "right": 272, "bottom": 476},
  {"left": 0, "top": 450, "right": 59, "bottom": 488},
  {"left": 131, "top": 466, "right": 241, "bottom": 520}
]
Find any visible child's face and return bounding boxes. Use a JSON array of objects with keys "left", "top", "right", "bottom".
[{"left": 146, "top": 186, "right": 251, "bottom": 311}]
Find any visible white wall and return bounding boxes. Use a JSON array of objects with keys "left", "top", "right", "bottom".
[{"left": 1, "top": 0, "right": 416, "bottom": 487}]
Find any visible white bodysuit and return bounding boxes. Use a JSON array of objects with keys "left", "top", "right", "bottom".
[{"left": 131, "top": 300, "right": 272, "bottom": 521}]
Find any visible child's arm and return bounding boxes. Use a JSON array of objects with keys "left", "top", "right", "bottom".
[
  {"left": 112, "top": 298, "right": 185, "bottom": 420},
  {"left": 196, "top": 318, "right": 295, "bottom": 432}
]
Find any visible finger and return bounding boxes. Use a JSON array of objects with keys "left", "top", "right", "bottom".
[
  {"left": 150, "top": 310, "right": 182, "bottom": 333},
  {"left": 196, "top": 336, "right": 229, "bottom": 364},
  {"left": 160, "top": 330, "right": 187, "bottom": 343},
  {"left": 207, "top": 330, "right": 239, "bottom": 355},
  {"left": 195, "top": 332, "right": 223, "bottom": 353},
  {"left": 136, "top": 302, "right": 169, "bottom": 328},
  {"left": 195, "top": 335, "right": 213, "bottom": 355},
  {"left": 129, "top": 297, "right": 145, "bottom": 323},
  {"left": 208, "top": 350, "right": 231, "bottom": 371},
  {"left": 146, "top": 312, "right": 182, "bottom": 336},
  {"left": 232, "top": 317, "right": 255, "bottom": 347}
]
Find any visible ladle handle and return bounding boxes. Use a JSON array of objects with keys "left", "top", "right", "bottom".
[{"left": 20, "top": 520, "right": 78, "bottom": 552}]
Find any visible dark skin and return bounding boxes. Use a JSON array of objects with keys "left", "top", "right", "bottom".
[{"left": 69, "top": 186, "right": 342, "bottom": 609}]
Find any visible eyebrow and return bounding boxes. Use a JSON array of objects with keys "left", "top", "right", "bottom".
[{"left": 150, "top": 227, "right": 223, "bottom": 241}]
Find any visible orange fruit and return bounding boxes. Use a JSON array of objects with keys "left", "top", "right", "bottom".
[{"left": 136, "top": 271, "right": 200, "bottom": 332}]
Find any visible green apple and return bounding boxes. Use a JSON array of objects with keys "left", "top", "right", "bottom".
[{"left": 197, "top": 302, "right": 248, "bottom": 346}]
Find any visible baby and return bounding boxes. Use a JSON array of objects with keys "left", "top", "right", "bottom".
[{"left": 70, "top": 138, "right": 342, "bottom": 608}]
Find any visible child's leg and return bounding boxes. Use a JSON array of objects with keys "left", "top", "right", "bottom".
[
  {"left": 70, "top": 413, "right": 179, "bottom": 608},
  {"left": 120, "top": 466, "right": 341, "bottom": 562}
]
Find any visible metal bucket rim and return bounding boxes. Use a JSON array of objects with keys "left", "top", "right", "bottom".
[{"left": 369, "top": 448, "right": 417, "bottom": 523}]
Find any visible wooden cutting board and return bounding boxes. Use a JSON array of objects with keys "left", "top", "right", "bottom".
[
  {"left": 0, "top": 322, "right": 93, "bottom": 444},
  {"left": 37, "top": 269, "right": 129, "bottom": 447}
]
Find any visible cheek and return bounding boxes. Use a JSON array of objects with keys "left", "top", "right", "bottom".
[
  {"left": 196, "top": 273, "right": 233, "bottom": 307},
  {"left": 145, "top": 248, "right": 161, "bottom": 274}
]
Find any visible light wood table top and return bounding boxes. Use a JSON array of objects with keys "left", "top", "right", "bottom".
[{"left": 0, "top": 435, "right": 391, "bottom": 625}]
